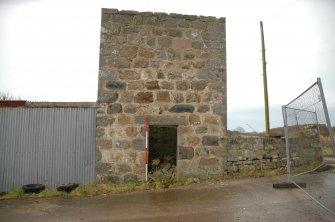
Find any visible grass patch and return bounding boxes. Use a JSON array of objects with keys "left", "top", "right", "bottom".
[
  {"left": 291, "top": 159, "right": 324, "bottom": 175},
  {"left": 0, "top": 167, "right": 288, "bottom": 200},
  {"left": 0, "top": 187, "right": 68, "bottom": 200},
  {"left": 321, "top": 135, "right": 334, "bottom": 157}
]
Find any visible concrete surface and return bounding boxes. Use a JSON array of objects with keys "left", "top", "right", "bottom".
[{"left": 0, "top": 174, "right": 335, "bottom": 222}]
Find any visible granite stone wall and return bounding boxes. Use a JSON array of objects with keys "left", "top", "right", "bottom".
[
  {"left": 96, "top": 8, "right": 227, "bottom": 182},
  {"left": 95, "top": 9, "right": 322, "bottom": 182}
]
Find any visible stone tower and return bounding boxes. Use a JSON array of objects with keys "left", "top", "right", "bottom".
[{"left": 96, "top": 9, "right": 227, "bottom": 182}]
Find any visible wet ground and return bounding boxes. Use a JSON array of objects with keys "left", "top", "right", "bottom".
[{"left": 0, "top": 173, "right": 335, "bottom": 222}]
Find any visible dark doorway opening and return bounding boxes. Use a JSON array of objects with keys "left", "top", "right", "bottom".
[{"left": 148, "top": 125, "right": 177, "bottom": 174}]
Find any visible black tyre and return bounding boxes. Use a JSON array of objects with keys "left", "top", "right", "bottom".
[
  {"left": 56, "top": 183, "right": 79, "bottom": 193},
  {"left": 22, "top": 184, "right": 45, "bottom": 193}
]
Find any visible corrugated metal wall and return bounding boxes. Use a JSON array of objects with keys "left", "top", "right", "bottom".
[{"left": 0, "top": 108, "right": 96, "bottom": 192}]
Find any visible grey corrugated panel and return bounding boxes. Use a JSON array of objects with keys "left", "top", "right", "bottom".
[{"left": 0, "top": 108, "right": 96, "bottom": 192}]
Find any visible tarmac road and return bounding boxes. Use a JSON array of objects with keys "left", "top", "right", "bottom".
[{"left": 0, "top": 174, "right": 335, "bottom": 222}]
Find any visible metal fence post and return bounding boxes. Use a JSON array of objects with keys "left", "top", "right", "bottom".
[
  {"left": 317, "top": 78, "right": 335, "bottom": 157},
  {"left": 282, "top": 106, "right": 291, "bottom": 181}
]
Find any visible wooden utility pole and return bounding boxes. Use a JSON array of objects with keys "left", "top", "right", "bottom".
[{"left": 260, "top": 21, "right": 270, "bottom": 135}]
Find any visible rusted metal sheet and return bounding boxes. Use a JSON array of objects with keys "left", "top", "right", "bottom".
[{"left": 0, "top": 108, "right": 96, "bottom": 192}]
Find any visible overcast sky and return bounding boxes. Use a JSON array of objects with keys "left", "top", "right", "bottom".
[{"left": 1, "top": 0, "right": 334, "bottom": 131}]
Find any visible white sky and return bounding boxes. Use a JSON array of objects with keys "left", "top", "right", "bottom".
[{"left": 1, "top": 0, "right": 334, "bottom": 131}]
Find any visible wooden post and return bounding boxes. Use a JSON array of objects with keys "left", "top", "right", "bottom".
[{"left": 260, "top": 21, "right": 270, "bottom": 135}]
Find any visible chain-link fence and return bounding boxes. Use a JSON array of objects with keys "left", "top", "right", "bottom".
[{"left": 282, "top": 78, "right": 335, "bottom": 216}]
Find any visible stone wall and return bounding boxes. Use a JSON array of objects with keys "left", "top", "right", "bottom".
[
  {"left": 95, "top": 9, "right": 322, "bottom": 182},
  {"left": 96, "top": 9, "right": 227, "bottom": 182}
]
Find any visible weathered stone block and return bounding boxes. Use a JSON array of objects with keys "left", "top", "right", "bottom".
[
  {"left": 227, "top": 156, "right": 239, "bottom": 162},
  {"left": 208, "top": 81, "right": 225, "bottom": 91},
  {"left": 180, "top": 62, "right": 191, "bottom": 69},
  {"left": 187, "top": 135, "right": 200, "bottom": 146},
  {"left": 209, "top": 147, "right": 227, "bottom": 158},
  {"left": 156, "top": 91, "right": 170, "bottom": 102},
  {"left": 213, "top": 104, "right": 225, "bottom": 114},
  {"left": 199, "top": 15, "right": 217, "bottom": 22},
  {"left": 152, "top": 27, "right": 163, "bottom": 36},
  {"left": 196, "top": 70, "right": 221, "bottom": 80},
  {"left": 176, "top": 81, "right": 190, "bottom": 90},
  {"left": 96, "top": 127, "right": 105, "bottom": 138},
  {"left": 178, "top": 126, "right": 193, "bottom": 134},
  {"left": 97, "top": 116, "right": 115, "bottom": 126},
  {"left": 189, "top": 114, "right": 201, "bottom": 125},
  {"left": 183, "top": 14, "right": 198, "bottom": 21},
  {"left": 119, "top": 91, "right": 134, "bottom": 103},
  {"left": 195, "top": 126, "right": 208, "bottom": 134},
  {"left": 173, "top": 38, "right": 190, "bottom": 49},
  {"left": 199, "top": 158, "right": 220, "bottom": 169},
  {"left": 121, "top": 26, "right": 140, "bottom": 35},
  {"left": 98, "top": 92, "right": 119, "bottom": 103},
  {"left": 128, "top": 81, "right": 144, "bottom": 90},
  {"left": 118, "top": 163, "right": 132, "bottom": 174},
  {"left": 163, "top": 18, "right": 179, "bottom": 28},
  {"left": 160, "top": 81, "right": 174, "bottom": 90},
  {"left": 134, "top": 92, "right": 154, "bottom": 103},
  {"left": 145, "top": 81, "right": 160, "bottom": 90},
  {"left": 186, "top": 92, "right": 200, "bottom": 103},
  {"left": 191, "top": 80, "right": 207, "bottom": 90},
  {"left": 127, "top": 34, "right": 145, "bottom": 46},
  {"left": 150, "top": 61, "right": 160, "bottom": 68},
  {"left": 205, "top": 59, "right": 226, "bottom": 69},
  {"left": 119, "top": 70, "right": 140, "bottom": 80},
  {"left": 185, "top": 30, "right": 202, "bottom": 40},
  {"left": 147, "top": 38, "right": 156, "bottom": 47},
  {"left": 202, "top": 135, "right": 219, "bottom": 146},
  {"left": 157, "top": 71, "right": 165, "bottom": 79},
  {"left": 125, "top": 126, "right": 138, "bottom": 137},
  {"left": 172, "top": 92, "right": 184, "bottom": 103},
  {"left": 106, "top": 81, "right": 126, "bottom": 90},
  {"left": 118, "top": 114, "right": 132, "bottom": 125},
  {"left": 165, "top": 29, "right": 182, "bottom": 37},
  {"left": 189, "top": 20, "right": 207, "bottom": 29},
  {"left": 197, "top": 104, "right": 210, "bottom": 113},
  {"left": 139, "top": 48, "right": 155, "bottom": 58},
  {"left": 184, "top": 51, "right": 195, "bottom": 60},
  {"left": 158, "top": 37, "right": 172, "bottom": 48},
  {"left": 133, "top": 138, "right": 146, "bottom": 150},
  {"left": 156, "top": 50, "right": 167, "bottom": 59},
  {"left": 179, "top": 146, "right": 194, "bottom": 159},
  {"left": 95, "top": 162, "right": 114, "bottom": 175},
  {"left": 119, "top": 45, "right": 138, "bottom": 58},
  {"left": 99, "top": 68, "right": 118, "bottom": 80},
  {"left": 202, "top": 32, "right": 224, "bottom": 41},
  {"left": 124, "top": 104, "right": 138, "bottom": 114},
  {"left": 96, "top": 139, "right": 113, "bottom": 149},
  {"left": 167, "top": 49, "right": 181, "bottom": 60},
  {"left": 193, "top": 60, "right": 205, "bottom": 69},
  {"left": 191, "top": 41, "right": 204, "bottom": 49},
  {"left": 168, "top": 72, "right": 182, "bottom": 79},
  {"left": 133, "top": 58, "right": 149, "bottom": 68},
  {"left": 96, "top": 149, "right": 102, "bottom": 161},
  {"left": 169, "top": 104, "right": 195, "bottom": 113},
  {"left": 195, "top": 147, "right": 209, "bottom": 157},
  {"left": 107, "top": 104, "right": 122, "bottom": 114},
  {"left": 115, "top": 140, "right": 131, "bottom": 149},
  {"left": 101, "top": 57, "right": 131, "bottom": 69},
  {"left": 204, "top": 116, "right": 219, "bottom": 124}
]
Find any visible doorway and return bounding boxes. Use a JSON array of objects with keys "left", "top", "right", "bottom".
[{"left": 148, "top": 125, "right": 177, "bottom": 174}]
